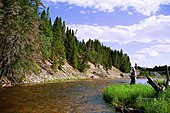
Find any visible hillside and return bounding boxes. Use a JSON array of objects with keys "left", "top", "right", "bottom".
[
  {"left": 26, "top": 61, "right": 123, "bottom": 82},
  {"left": 0, "top": 60, "right": 123, "bottom": 87},
  {"left": 0, "top": 1, "right": 130, "bottom": 87}
]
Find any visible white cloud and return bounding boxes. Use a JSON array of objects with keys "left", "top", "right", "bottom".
[
  {"left": 127, "top": 11, "right": 133, "bottom": 15},
  {"left": 133, "top": 54, "right": 146, "bottom": 60},
  {"left": 69, "top": 15, "right": 170, "bottom": 45},
  {"left": 68, "top": 6, "right": 73, "bottom": 9},
  {"left": 133, "top": 44, "right": 170, "bottom": 67},
  {"left": 80, "top": 10, "right": 86, "bottom": 14},
  {"left": 138, "top": 44, "right": 170, "bottom": 56},
  {"left": 92, "top": 10, "right": 97, "bottom": 13},
  {"left": 69, "top": 24, "right": 134, "bottom": 44},
  {"left": 45, "top": 0, "right": 170, "bottom": 16}
]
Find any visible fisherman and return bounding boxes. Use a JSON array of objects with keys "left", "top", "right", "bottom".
[{"left": 130, "top": 67, "right": 136, "bottom": 85}]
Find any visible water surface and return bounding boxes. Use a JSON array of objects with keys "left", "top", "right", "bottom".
[{"left": 0, "top": 79, "right": 146, "bottom": 113}]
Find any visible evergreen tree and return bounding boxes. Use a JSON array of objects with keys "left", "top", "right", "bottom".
[
  {"left": 65, "top": 29, "right": 78, "bottom": 68},
  {"left": 94, "top": 40, "right": 102, "bottom": 65},
  {"left": 76, "top": 40, "right": 89, "bottom": 71},
  {"left": 52, "top": 17, "right": 66, "bottom": 71},
  {"left": 39, "top": 8, "right": 53, "bottom": 59},
  {"left": 77, "top": 52, "right": 89, "bottom": 72},
  {"left": 0, "top": 0, "right": 40, "bottom": 79},
  {"left": 71, "top": 36, "right": 78, "bottom": 69},
  {"left": 120, "top": 54, "right": 131, "bottom": 72}
]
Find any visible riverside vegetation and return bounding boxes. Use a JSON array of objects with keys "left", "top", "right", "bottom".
[
  {"left": 0, "top": 0, "right": 131, "bottom": 86},
  {"left": 103, "top": 83, "right": 170, "bottom": 113}
]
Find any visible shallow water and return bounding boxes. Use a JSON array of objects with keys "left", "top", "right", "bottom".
[{"left": 0, "top": 79, "right": 146, "bottom": 113}]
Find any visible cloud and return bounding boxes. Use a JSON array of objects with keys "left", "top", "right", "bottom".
[
  {"left": 133, "top": 54, "right": 145, "bottom": 60},
  {"left": 69, "top": 24, "right": 134, "bottom": 44},
  {"left": 80, "top": 10, "right": 86, "bottom": 14},
  {"left": 69, "top": 15, "right": 170, "bottom": 45},
  {"left": 133, "top": 44, "right": 170, "bottom": 67},
  {"left": 92, "top": 10, "right": 97, "bottom": 13},
  {"left": 127, "top": 11, "right": 133, "bottom": 15},
  {"left": 45, "top": 0, "right": 170, "bottom": 16},
  {"left": 138, "top": 44, "right": 170, "bottom": 56},
  {"left": 68, "top": 6, "right": 73, "bottom": 9}
]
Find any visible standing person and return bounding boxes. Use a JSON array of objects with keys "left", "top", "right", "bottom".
[{"left": 130, "top": 67, "right": 136, "bottom": 85}]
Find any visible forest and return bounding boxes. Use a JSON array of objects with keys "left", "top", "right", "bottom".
[{"left": 0, "top": 0, "right": 131, "bottom": 82}]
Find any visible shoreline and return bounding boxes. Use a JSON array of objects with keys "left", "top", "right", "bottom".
[{"left": 1, "top": 77, "right": 131, "bottom": 88}]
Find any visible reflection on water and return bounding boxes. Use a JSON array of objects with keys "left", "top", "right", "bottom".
[{"left": 0, "top": 79, "right": 146, "bottom": 113}]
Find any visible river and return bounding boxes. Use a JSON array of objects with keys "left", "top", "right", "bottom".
[{"left": 0, "top": 79, "right": 147, "bottom": 113}]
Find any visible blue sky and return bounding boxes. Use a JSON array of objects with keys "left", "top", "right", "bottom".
[{"left": 42, "top": 0, "right": 170, "bottom": 68}]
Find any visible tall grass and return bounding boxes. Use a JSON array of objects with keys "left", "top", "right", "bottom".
[
  {"left": 103, "top": 84, "right": 154, "bottom": 105},
  {"left": 135, "top": 96, "right": 170, "bottom": 113},
  {"left": 103, "top": 84, "right": 170, "bottom": 113}
]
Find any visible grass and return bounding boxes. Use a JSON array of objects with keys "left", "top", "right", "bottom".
[
  {"left": 135, "top": 96, "right": 170, "bottom": 113},
  {"left": 103, "top": 84, "right": 154, "bottom": 106},
  {"left": 135, "top": 87, "right": 170, "bottom": 113},
  {"left": 103, "top": 84, "right": 170, "bottom": 112}
]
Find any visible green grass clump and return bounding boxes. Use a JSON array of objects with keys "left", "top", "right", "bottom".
[
  {"left": 160, "top": 87, "right": 170, "bottom": 98},
  {"left": 135, "top": 87, "right": 170, "bottom": 113},
  {"left": 103, "top": 84, "right": 170, "bottom": 113},
  {"left": 135, "top": 96, "right": 170, "bottom": 113},
  {"left": 103, "top": 84, "right": 154, "bottom": 105}
]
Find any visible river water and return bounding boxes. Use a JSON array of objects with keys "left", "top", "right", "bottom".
[{"left": 0, "top": 79, "right": 147, "bottom": 113}]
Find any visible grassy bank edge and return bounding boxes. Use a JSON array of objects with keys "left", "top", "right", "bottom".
[{"left": 103, "top": 84, "right": 170, "bottom": 113}]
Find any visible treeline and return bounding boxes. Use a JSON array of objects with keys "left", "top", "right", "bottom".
[
  {"left": 137, "top": 65, "right": 170, "bottom": 76},
  {"left": 147, "top": 65, "right": 170, "bottom": 75},
  {"left": 40, "top": 9, "right": 131, "bottom": 72},
  {"left": 0, "top": 0, "right": 131, "bottom": 81},
  {"left": 149, "top": 65, "right": 170, "bottom": 72}
]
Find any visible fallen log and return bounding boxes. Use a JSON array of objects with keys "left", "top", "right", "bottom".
[{"left": 147, "top": 76, "right": 164, "bottom": 93}]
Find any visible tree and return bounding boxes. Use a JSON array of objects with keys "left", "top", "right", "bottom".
[
  {"left": 39, "top": 8, "right": 53, "bottom": 59},
  {"left": 31, "top": 0, "right": 45, "bottom": 13},
  {"left": 71, "top": 36, "right": 78, "bottom": 69},
  {"left": 0, "top": 0, "right": 40, "bottom": 80},
  {"left": 52, "top": 17, "right": 66, "bottom": 71},
  {"left": 65, "top": 29, "right": 78, "bottom": 68}
]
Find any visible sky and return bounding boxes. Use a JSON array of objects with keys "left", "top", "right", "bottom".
[{"left": 42, "top": 0, "right": 170, "bottom": 68}]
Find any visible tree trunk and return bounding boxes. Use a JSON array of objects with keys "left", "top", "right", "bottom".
[{"left": 147, "top": 76, "right": 164, "bottom": 93}]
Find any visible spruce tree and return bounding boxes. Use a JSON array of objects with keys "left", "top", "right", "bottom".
[
  {"left": 65, "top": 29, "right": 78, "bottom": 68},
  {"left": 52, "top": 17, "right": 66, "bottom": 71},
  {"left": 0, "top": 0, "right": 40, "bottom": 79},
  {"left": 39, "top": 8, "right": 53, "bottom": 59}
]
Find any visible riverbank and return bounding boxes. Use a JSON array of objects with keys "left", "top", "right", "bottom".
[
  {"left": 103, "top": 84, "right": 170, "bottom": 113},
  {"left": 0, "top": 61, "right": 124, "bottom": 88}
]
